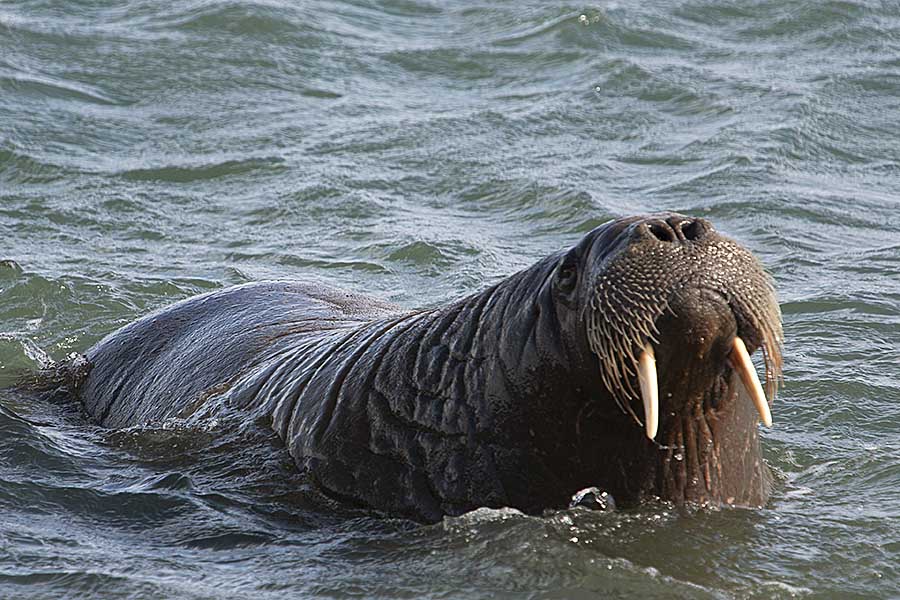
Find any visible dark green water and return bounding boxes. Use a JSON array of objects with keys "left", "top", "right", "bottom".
[{"left": 1, "top": 1, "right": 898, "bottom": 598}]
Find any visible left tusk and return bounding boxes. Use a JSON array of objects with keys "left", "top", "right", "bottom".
[
  {"left": 730, "top": 337, "right": 773, "bottom": 427},
  {"left": 637, "top": 344, "right": 658, "bottom": 440}
]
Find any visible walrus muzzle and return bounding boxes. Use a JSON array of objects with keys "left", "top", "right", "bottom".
[
  {"left": 584, "top": 215, "right": 781, "bottom": 440},
  {"left": 65, "top": 212, "right": 783, "bottom": 521}
]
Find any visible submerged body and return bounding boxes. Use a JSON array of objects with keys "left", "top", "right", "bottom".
[{"left": 74, "top": 214, "right": 782, "bottom": 521}]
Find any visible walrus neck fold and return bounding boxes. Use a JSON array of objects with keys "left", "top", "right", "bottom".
[{"left": 228, "top": 255, "right": 583, "bottom": 518}]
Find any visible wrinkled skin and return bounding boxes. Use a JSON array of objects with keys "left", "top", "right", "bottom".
[{"left": 72, "top": 213, "right": 782, "bottom": 522}]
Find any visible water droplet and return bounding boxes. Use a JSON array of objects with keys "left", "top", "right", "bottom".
[{"left": 674, "top": 452, "right": 684, "bottom": 461}]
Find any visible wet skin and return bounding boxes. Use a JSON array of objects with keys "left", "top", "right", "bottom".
[{"left": 72, "top": 214, "right": 783, "bottom": 522}]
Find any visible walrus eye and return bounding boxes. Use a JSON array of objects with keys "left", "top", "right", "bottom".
[{"left": 555, "top": 262, "right": 578, "bottom": 294}]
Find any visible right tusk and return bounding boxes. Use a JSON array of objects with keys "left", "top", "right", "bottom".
[{"left": 730, "top": 337, "right": 773, "bottom": 427}]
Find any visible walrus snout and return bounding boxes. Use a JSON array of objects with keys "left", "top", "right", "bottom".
[{"left": 566, "top": 214, "right": 784, "bottom": 507}]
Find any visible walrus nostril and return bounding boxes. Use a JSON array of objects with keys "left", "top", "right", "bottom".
[
  {"left": 646, "top": 220, "right": 678, "bottom": 242},
  {"left": 678, "top": 218, "right": 708, "bottom": 241}
]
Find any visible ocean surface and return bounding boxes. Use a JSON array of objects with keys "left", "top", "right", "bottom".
[{"left": 1, "top": 0, "right": 898, "bottom": 598}]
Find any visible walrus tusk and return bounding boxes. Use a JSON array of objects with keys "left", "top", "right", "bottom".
[
  {"left": 637, "top": 344, "right": 658, "bottom": 440},
  {"left": 730, "top": 337, "right": 773, "bottom": 427}
]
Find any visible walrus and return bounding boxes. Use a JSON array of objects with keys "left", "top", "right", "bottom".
[{"left": 60, "top": 213, "right": 782, "bottom": 522}]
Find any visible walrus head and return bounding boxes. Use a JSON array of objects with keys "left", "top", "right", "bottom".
[{"left": 530, "top": 213, "right": 783, "bottom": 509}]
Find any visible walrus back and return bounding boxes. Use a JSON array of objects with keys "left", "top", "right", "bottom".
[{"left": 77, "top": 281, "right": 399, "bottom": 428}]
